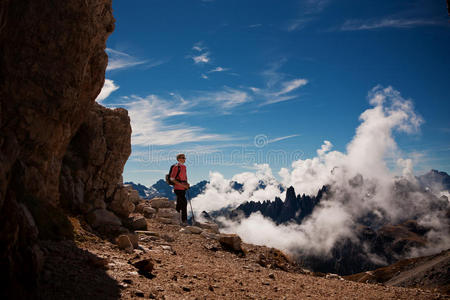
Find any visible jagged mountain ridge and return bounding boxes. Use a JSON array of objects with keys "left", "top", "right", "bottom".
[
  {"left": 124, "top": 180, "right": 208, "bottom": 200},
  {"left": 209, "top": 170, "right": 450, "bottom": 276}
]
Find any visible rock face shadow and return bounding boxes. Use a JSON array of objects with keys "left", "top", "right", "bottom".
[{"left": 38, "top": 240, "right": 121, "bottom": 300}]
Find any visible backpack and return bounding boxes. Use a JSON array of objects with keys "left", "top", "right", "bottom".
[{"left": 165, "top": 164, "right": 181, "bottom": 186}]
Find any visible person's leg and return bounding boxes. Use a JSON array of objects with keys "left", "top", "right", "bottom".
[
  {"left": 180, "top": 190, "right": 187, "bottom": 223},
  {"left": 175, "top": 190, "right": 187, "bottom": 223}
]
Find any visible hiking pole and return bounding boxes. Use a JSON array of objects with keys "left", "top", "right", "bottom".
[{"left": 187, "top": 189, "right": 196, "bottom": 225}]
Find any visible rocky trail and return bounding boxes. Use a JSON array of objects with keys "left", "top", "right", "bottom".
[{"left": 37, "top": 199, "right": 446, "bottom": 300}]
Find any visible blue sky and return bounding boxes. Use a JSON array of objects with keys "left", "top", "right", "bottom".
[{"left": 99, "top": 0, "right": 450, "bottom": 186}]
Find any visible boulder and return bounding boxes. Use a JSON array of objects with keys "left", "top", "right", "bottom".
[
  {"left": 150, "top": 197, "right": 172, "bottom": 209},
  {"left": 201, "top": 231, "right": 220, "bottom": 240},
  {"left": 143, "top": 207, "right": 156, "bottom": 218},
  {"left": 131, "top": 216, "right": 147, "bottom": 230},
  {"left": 184, "top": 226, "right": 203, "bottom": 234},
  {"left": 197, "top": 222, "right": 219, "bottom": 233},
  {"left": 109, "top": 188, "right": 135, "bottom": 218},
  {"left": 218, "top": 234, "right": 243, "bottom": 252},
  {"left": 157, "top": 208, "right": 178, "bottom": 218},
  {"left": 135, "top": 202, "right": 148, "bottom": 213},
  {"left": 87, "top": 209, "right": 122, "bottom": 229},
  {"left": 156, "top": 217, "right": 179, "bottom": 225}
]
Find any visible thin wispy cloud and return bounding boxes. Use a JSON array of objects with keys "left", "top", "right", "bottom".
[
  {"left": 275, "top": 79, "right": 308, "bottom": 96},
  {"left": 192, "top": 42, "right": 206, "bottom": 52},
  {"left": 117, "top": 95, "right": 231, "bottom": 146},
  {"left": 268, "top": 134, "right": 301, "bottom": 144},
  {"left": 248, "top": 23, "right": 262, "bottom": 28},
  {"left": 284, "top": 0, "right": 332, "bottom": 31},
  {"left": 201, "top": 74, "right": 209, "bottom": 79},
  {"left": 340, "top": 18, "right": 446, "bottom": 31},
  {"left": 286, "top": 18, "right": 314, "bottom": 32},
  {"left": 207, "top": 66, "right": 229, "bottom": 73},
  {"left": 193, "top": 53, "right": 210, "bottom": 64},
  {"left": 106, "top": 48, "right": 148, "bottom": 71},
  {"left": 96, "top": 79, "right": 119, "bottom": 102},
  {"left": 196, "top": 87, "right": 252, "bottom": 109},
  {"left": 251, "top": 60, "right": 308, "bottom": 106}
]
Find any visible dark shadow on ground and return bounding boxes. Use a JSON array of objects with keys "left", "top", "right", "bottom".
[{"left": 38, "top": 240, "right": 122, "bottom": 300}]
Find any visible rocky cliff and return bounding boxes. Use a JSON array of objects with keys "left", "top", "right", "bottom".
[{"left": 0, "top": 1, "right": 135, "bottom": 298}]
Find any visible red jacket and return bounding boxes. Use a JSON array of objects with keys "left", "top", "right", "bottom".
[{"left": 170, "top": 163, "right": 187, "bottom": 190}]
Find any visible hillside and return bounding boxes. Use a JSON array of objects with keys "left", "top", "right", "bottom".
[
  {"left": 345, "top": 249, "right": 450, "bottom": 295},
  {"left": 38, "top": 212, "right": 444, "bottom": 299}
]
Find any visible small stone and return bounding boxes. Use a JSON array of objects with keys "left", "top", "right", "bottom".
[
  {"left": 117, "top": 235, "right": 133, "bottom": 251},
  {"left": 185, "top": 226, "right": 203, "bottom": 234},
  {"left": 132, "top": 216, "right": 148, "bottom": 230},
  {"left": 134, "top": 289, "right": 145, "bottom": 297},
  {"left": 135, "top": 230, "right": 159, "bottom": 236},
  {"left": 269, "top": 273, "right": 275, "bottom": 279},
  {"left": 127, "top": 233, "right": 139, "bottom": 248},
  {"left": 209, "top": 285, "right": 214, "bottom": 291},
  {"left": 182, "top": 286, "right": 191, "bottom": 292},
  {"left": 218, "top": 233, "right": 242, "bottom": 252},
  {"left": 123, "top": 279, "right": 133, "bottom": 284},
  {"left": 130, "top": 255, "right": 154, "bottom": 276},
  {"left": 143, "top": 206, "right": 156, "bottom": 218}
]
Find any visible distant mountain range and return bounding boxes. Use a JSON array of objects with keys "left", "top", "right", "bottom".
[
  {"left": 214, "top": 170, "right": 450, "bottom": 275},
  {"left": 124, "top": 179, "right": 208, "bottom": 200},
  {"left": 417, "top": 169, "right": 450, "bottom": 193}
]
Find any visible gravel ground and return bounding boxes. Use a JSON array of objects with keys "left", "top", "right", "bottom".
[{"left": 38, "top": 218, "right": 447, "bottom": 300}]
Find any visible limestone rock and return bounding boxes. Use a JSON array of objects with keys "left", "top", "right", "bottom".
[
  {"left": 60, "top": 102, "right": 132, "bottom": 220},
  {"left": 109, "top": 188, "right": 135, "bottom": 218},
  {"left": 135, "top": 202, "right": 148, "bottom": 213},
  {"left": 87, "top": 209, "right": 122, "bottom": 229},
  {"left": 201, "top": 231, "right": 220, "bottom": 240},
  {"left": 157, "top": 208, "right": 178, "bottom": 219},
  {"left": 129, "top": 255, "right": 154, "bottom": 276},
  {"left": 197, "top": 222, "right": 220, "bottom": 233},
  {"left": 150, "top": 198, "right": 172, "bottom": 209},
  {"left": 117, "top": 235, "right": 133, "bottom": 251},
  {"left": 0, "top": 0, "right": 114, "bottom": 297},
  {"left": 218, "top": 234, "right": 243, "bottom": 252},
  {"left": 131, "top": 216, "right": 148, "bottom": 230},
  {"left": 184, "top": 226, "right": 203, "bottom": 234},
  {"left": 127, "top": 233, "right": 139, "bottom": 248},
  {"left": 143, "top": 207, "right": 156, "bottom": 218}
]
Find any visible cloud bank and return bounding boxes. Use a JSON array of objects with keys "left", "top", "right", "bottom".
[{"left": 192, "top": 86, "right": 448, "bottom": 258}]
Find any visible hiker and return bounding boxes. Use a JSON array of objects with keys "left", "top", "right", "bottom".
[{"left": 170, "top": 153, "right": 190, "bottom": 225}]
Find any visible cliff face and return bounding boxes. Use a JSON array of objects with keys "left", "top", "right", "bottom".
[
  {"left": 0, "top": 1, "right": 118, "bottom": 298},
  {"left": 60, "top": 102, "right": 133, "bottom": 232}
]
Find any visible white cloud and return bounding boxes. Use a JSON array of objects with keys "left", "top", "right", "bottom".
[
  {"left": 248, "top": 24, "right": 262, "bottom": 28},
  {"left": 119, "top": 95, "right": 231, "bottom": 146},
  {"left": 191, "top": 86, "right": 446, "bottom": 259},
  {"left": 192, "top": 52, "right": 210, "bottom": 64},
  {"left": 96, "top": 79, "right": 119, "bottom": 102},
  {"left": 275, "top": 79, "right": 308, "bottom": 96},
  {"left": 208, "top": 66, "right": 229, "bottom": 73},
  {"left": 196, "top": 87, "right": 252, "bottom": 109},
  {"left": 251, "top": 60, "right": 308, "bottom": 105},
  {"left": 106, "top": 48, "right": 149, "bottom": 71},
  {"left": 268, "top": 134, "right": 300, "bottom": 144},
  {"left": 340, "top": 18, "right": 444, "bottom": 31},
  {"left": 201, "top": 74, "right": 208, "bottom": 79}
]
